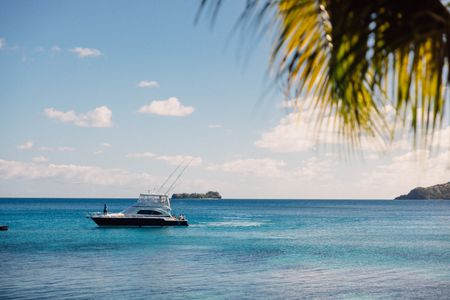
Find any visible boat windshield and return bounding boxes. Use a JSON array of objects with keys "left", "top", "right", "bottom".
[{"left": 137, "top": 194, "right": 170, "bottom": 207}]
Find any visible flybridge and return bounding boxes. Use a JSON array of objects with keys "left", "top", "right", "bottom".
[
  {"left": 137, "top": 194, "right": 169, "bottom": 206},
  {"left": 135, "top": 194, "right": 170, "bottom": 210}
]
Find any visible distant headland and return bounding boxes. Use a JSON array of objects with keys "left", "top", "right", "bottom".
[
  {"left": 395, "top": 182, "right": 450, "bottom": 200},
  {"left": 171, "top": 191, "right": 222, "bottom": 199}
]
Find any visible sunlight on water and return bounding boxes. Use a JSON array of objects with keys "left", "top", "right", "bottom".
[
  {"left": 193, "top": 220, "right": 265, "bottom": 227},
  {"left": 1, "top": 199, "right": 449, "bottom": 299}
]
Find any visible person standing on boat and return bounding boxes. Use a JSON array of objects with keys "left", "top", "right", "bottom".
[{"left": 103, "top": 204, "right": 108, "bottom": 215}]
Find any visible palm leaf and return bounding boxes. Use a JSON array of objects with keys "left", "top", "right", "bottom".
[{"left": 199, "top": 0, "right": 450, "bottom": 150}]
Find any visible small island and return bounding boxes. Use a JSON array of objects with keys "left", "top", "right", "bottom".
[
  {"left": 395, "top": 182, "right": 450, "bottom": 200},
  {"left": 171, "top": 191, "right": 222, "bottom": 199}
]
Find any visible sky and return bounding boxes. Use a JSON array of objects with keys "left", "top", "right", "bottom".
[{"left": 0, "top": 0, "right": 448, "bottom": 199}]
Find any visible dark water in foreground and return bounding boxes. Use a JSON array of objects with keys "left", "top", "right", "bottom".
[{"left": 1, "top": 199, "right": 449, "bottom": 299}]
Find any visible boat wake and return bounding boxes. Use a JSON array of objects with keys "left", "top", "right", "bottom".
[{"left": 193, "top": 220, "right": 264, "bottom": 228}]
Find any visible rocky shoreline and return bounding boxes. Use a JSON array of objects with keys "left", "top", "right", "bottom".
[{"left": 395, "top": 182, "right": 450, "bottom": 200}]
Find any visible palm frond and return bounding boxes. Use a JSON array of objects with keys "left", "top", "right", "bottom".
[{"left": 199, "top": 0, "right": 450, "bottom": 149}]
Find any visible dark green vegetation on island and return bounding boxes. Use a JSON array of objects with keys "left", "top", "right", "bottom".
[
  {"left": 395, "top": 182, "right": 450, "bottom": 200},
  {"left": 171, "top": 191, "right": 222, "bottom": 199}
]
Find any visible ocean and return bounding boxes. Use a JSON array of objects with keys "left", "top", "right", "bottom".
[{"left": 1, "top": 198, "right": 449, "bottom": 299}]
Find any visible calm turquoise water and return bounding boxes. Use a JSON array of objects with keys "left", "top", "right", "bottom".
[{"left": 1, "top": 199, "right": 449, "bottom": 299}]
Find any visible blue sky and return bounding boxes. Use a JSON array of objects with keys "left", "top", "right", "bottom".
[{"left": 0, "top": 1, "right": 448, "bottom": 198}]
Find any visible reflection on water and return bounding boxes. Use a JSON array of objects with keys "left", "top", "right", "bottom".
[{"left": 1, "top": 199, "right": 449, "bottom": 299}]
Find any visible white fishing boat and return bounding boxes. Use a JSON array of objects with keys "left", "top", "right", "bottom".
[
  {"left": 90, "top": 159, "right": 191, "bottom": 227},
  {"left": 90, "top": 193, "right": 187, "bottom": 227}
]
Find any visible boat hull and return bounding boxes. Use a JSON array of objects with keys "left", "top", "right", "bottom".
[{"left": 91, "top": 216, "right": 188, "bottom": 227}]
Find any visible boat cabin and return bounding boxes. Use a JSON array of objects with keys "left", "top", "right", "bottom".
[{"left": 120, "top": 193, "right": 172, "bottom": 217}]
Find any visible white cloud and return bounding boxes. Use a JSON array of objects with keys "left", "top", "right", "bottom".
[
  {"left": 257, "top": 103, "right": 418, "bottom": 154},
  {"left": 32, "top": 156, "right": 49, "bottom": 163},
  {"left": 0, "top": 38, "right": 5, "bottom": 49},
  {"left": 126, "top": 152, "right": 155, "bottom": 158},
  {"left": 39, "top": 146, "right": 75, "bottom": 152},
  {"left": 94, "top": 150, "right": 103, "bottom": 155},
  {"left": 204, "top": 150, "right": 446, "bottom": 199},
  {"left": 256, "top": 96, "right": 346, "bottom": 153},
  {"left": 268, "top": 99, "right": 449, "bottom": 155},
  {"left": 44, "top": 106, "right": 113, "bottom": 128},
  {"left": 205, "top": 155, "right": 341, "bottom": 192},
  {"left": 101, "top": 142, "right": 112, "bottom": 148},
  {"left": 69, "top": 47, "right": 102, "bottom": 58},
  {"left": 138, "top": 97, "right": 194, "bottom": 117},
  {"left": 208, "top": 158, "right": 287, "bottom": 178},
  {"left": 0, "top": 159, "right": 157, "bottom": 187},
  {"left": 291, "top": 155, "right": 336, "bottom": 180},
  {"left": 208, "top": 124, "right": 222, "bottom": 129},
  {"left": 0, "top": 159, "right": 227, "bottom": 197},
  {"left": 17, "top": 141, "right": 34, "bottom": 150},
  {"left": 137, "top": 80, "right": 159, "bottom": 88},
  {"left": 155, "top": 155, "right": 202, "bottom": 166},
  {"left": 382, "top": 125, "right": 450, "bottom": 153},
  {"left": 361, "top": 150, "right": 450, "bottom": 198},
  {"left": 255, "top": 112, "right": 319, "bottom": 153},
  {"left": 278, "top": 99, "right": 296, "bottom": 109},
  {"left": 126, "top": 151, "right": 202, "bottom": 166},
  {"left": 51, "top": 45, "right": 61, "bottom": 53},
  {"left": 431, "top": 126, "right": 450, "bottom": 150}
]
